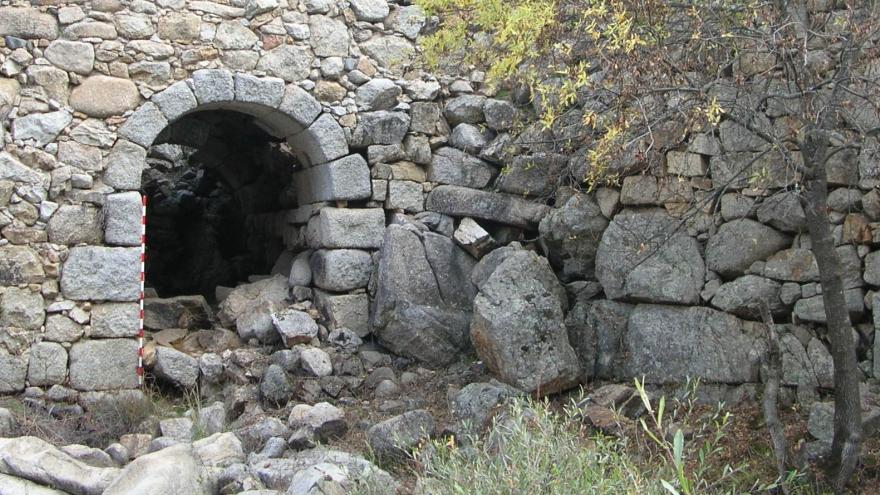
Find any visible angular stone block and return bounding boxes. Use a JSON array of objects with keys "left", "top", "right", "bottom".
[
  {"left": 293, "top": 154, "right": 371, "bottom": 204},
  {"left": 61, "top": 247, "right": 141, "bottom": 302},
  {"left": 0, "top": 246, "right": 44, "bottom": 285},
  {"left": 309, "top": 207, "right": 385, "bottom": 249},
  {"left": 103, "top": 139, "right": 146, "bottom": 191},
  {"left": 0, "top": 349, "right": 28, "bottom": 393},
  {"left": 279, "top": 84, "right": 321, "bottom": 127},
  {"left": 90, "top": 303, "right": 140, "bottom": 338},
  {"left": 425, "top": 185, "right": 549, "bottom": 229},
  {"left": 27, "top": 342, "right": 67, "bottom": 387},
  {"left": 314, "top": 290, "right": 369, "bottom": 337},
  {"left": 104, "top": 191, "right": 143, "bottom": 247},
  {"left": 310, "top": 249, "right": 373, "bottom": 291},
  {"left": 69, "top": 339, "right": 139, "bottom": 390},
  {"left": 427, "top": 147, "right": 496, "bottom": 189}
]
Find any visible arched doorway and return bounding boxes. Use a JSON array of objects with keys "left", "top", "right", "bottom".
[{"left": 143, "top": 110, "right": 296, "bottom": 300}]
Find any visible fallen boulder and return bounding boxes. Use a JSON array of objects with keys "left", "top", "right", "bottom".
[{"left": 470, "top": 249, "right": 580, "bottom": 396}]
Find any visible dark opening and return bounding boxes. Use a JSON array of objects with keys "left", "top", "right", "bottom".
[{"left": 142, "top": 111, "right": 299, "bottom": 300}]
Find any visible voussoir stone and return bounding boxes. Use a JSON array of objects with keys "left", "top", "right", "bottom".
[{"left": 70, "top": 76, "right": 140, "bottom": 118}]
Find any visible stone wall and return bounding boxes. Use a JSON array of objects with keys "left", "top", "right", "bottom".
[{"left": 0, "top": 0, "right": 876, "bottom": 401}]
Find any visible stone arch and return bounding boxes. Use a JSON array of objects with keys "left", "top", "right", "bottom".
[{"left": 114, "top": 69, "right": 371, "bottom": 206}]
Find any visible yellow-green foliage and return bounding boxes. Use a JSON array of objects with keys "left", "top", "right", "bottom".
[{"left": 414, "top": 0, "right": 783, "bottom": 189}]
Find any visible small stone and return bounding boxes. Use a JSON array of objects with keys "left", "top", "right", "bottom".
[
  {"left": 366, "top": 410, "right": 434, "bottom": 459},
  {"left": 300, "top": 347, "right": 332, "bottom": 377},
  {"left": 153, "top": 347, "right": 200, "bottom": 389}
]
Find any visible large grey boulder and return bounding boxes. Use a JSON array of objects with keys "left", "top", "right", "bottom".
[
  {"left": 595, "top": 209, "right": 704, "bottom": 304},
  {"left": 314, "top": 290, "right": 369, "bottom": 337},
  {"left": 12, "top": 110, "right": 72, "bottom": 146},
  {"left": 444, "top": 95, "right": 485, "bottom": 126},
  {"left": 471, "top": 250, "right": 580, "bottom": 396},
  {"left": 61, "top": 247, "right": 141, "bottom": 301},
  {"left": 539, "top": 192, "right": 609, "bottom": 280},
  {"left": 260, "top": 364, "right": 293, "bottom": 404},
  {"left": 496, "top": 153, "right": 568, "bottom": 197},
  {"left": 756, "top": 191, "right": 806, "bottom": 232},
  {"left": 359, "top": 34, "right": 415, "bottom": 70},
  {"left": 349, "top": 0, "right": 390, "bottom": 21},
  {"left": 103, "top": 444, "right": 211, "bottom": 495},
  {"left": 45, "top": 40, "right": 94, "bottom": 74},
  {"left": 762, "top": 248, "right": 819, "bottom": 282},
  {"left": 371, "top": 226, "right": 476, "bottom": 366},
  {"left": 70, "top": 76, "right": 140, "bottom": 118},
  {"left": 288, "top": 402, "right": 348, "bottom": 444},
  {"left": 355, "top": 78, "right": 400, "bottom": 111},
  {"left": 0, "top": 473, "right": 69, "bottom": 494},
  {"left": 0, "top": 436, "right": 119, "bottom": 495},
  {"left": 705, "top": 219, "right": 791, "bottom": 278},
  {"left": 710, "top": 275, "right": 786, "bottom": 319},
  {"left": 623, "top": 305, "right": 766, "bottom": 383},
  {"left": 366, "top": 410, "right": 434, "bottom": 460},
  {"left": 0, "top": 7, "right": 59, "bottom": 39}
]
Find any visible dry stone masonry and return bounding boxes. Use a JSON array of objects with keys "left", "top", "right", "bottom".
[{"left": 0, "top": 0, "right": 878, "bottom": 433}]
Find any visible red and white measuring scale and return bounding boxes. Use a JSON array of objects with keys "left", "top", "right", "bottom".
[{"left": 137, "top": 195, "right": 146, "bottom": 385}]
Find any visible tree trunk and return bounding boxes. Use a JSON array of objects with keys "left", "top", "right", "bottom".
[{"left": 800, "top": 129, "right": 862, "bottom": 493}]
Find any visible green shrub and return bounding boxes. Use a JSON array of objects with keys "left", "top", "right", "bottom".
[{"left": 355, "top": 380, "right": 827, "bottom": 495}]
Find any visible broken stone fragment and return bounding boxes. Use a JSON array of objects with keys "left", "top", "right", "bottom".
[
  {"left": 453, "top": 217, "right": 497, "bottom": 258},
  {"left": 272, "top": 308, "right": 319, "bottom": 347}
]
